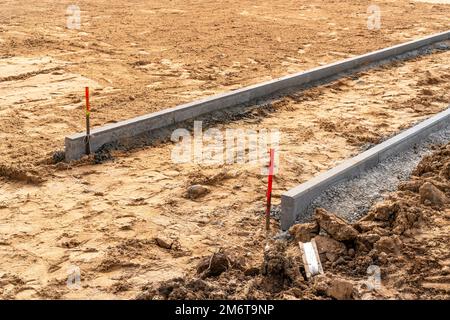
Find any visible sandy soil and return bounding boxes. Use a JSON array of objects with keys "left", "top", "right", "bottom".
[
  {"left": 0, "top": 0, "right": 449, "bottom": 299},
  {"left": 139, "top": 142, "right": 450, "bottom": 300},
  {"left": 1, "top": 46, "right": 449, "bottom": 299},
  {"left": 0, "top": 0, "right": 449, "bottom": 171}
]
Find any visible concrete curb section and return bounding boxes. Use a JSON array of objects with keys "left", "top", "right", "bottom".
[
  {"left": 65, "top": 30, "right": 450, "bottom": 160},
  {"left": 280, "top": 106, "right": 450, "bottom": 230}
]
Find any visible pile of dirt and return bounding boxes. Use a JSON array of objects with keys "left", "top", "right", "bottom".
[
  {"left": 291, "top": 143, "right": 450, "bottom": 299},
  {"left": 137, "top": 143, "right": 450, "bottom": 300},
  {"left": 136, "top": 244, "right": 317, "bottom": 300}
]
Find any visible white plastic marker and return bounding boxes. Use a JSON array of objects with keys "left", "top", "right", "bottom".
[{"left": 299, "top": 238, "right": 323, "bottom": 279}]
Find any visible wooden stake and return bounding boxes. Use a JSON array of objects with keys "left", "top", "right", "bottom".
[
  {"left": 265, "top": 148, "right": 275, "bottom": 237},
  {"left": 85, "top": 87, "right": 91, "bottom": 155}
]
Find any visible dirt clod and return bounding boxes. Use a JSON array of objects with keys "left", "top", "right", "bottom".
[
  {"left": 371, "top": 201, "right": 400, "bottom": 221},
  {"left": 155, "top": 236, "right": 173, "bottom": 250},
  {"left": 419, "top": 182, "right": 448, "bottom": 206},
  {"left": 261, "top": 241, "right": 303, "bottom": 293},
  {"left": 196, "top": 251, "right": 230, "bottom": 277},
  {"left": 187, "top": 185, "right": 210, "bottom": 200},
  {"left": 52, "top": 151, "right": 65, "bottom": 164},
  {"left": 288, "top": 221, "right": 319, "bottom": 243},
  {"left": 326, "top": 278, "right": 353, "bottom": 300},
  {"left": 315, "top": 208, "right": 359, "bottom": 241},
  {"left": 314, "top": 235, "right": 347, "bottom": 263},
  {"left": 374, "top": 235, "right": 402, "bottom": 255}
]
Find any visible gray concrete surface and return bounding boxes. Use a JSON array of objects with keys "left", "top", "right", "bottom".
[
  {"left": 65, "top": 30, "right": 450, "bottom": 161},
  {"left": 280, "top": 106, "right": 450, "bottom": 230}
]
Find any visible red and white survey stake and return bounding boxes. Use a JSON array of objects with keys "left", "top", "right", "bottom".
[
  {"left": 85, "top": 86, "right": 91, "bottom": 155},
  {"left": 265, "top": 148, "right": 275, "bottom": 236}
]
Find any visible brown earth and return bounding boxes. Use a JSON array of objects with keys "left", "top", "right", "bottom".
[
  {"left": 138, "top": 143, "right": 450, "bottom": 300},
  {"left": 0, "top": 0, "right": 449, "bottom": 299},
  {"left": 0, "top": 0, "right": 449, "bottom": 172}
]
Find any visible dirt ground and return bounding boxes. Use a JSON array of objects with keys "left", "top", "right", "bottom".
[
  {"left": 1, "top": 0, "right": 449, "bottom": 171},
  {"left": 138, "top": 142, "right": 450, "bottom": 300},
  {"left": 0, "top": 0, "right": 449, "bottom": 299}
]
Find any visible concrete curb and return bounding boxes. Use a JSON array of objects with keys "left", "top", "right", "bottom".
[
  {"left": 65, "top": 30, "right": 450, "bottom": 160},
  {"left": 280, "top": 106, "right": 450, "bottom": 230}
]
